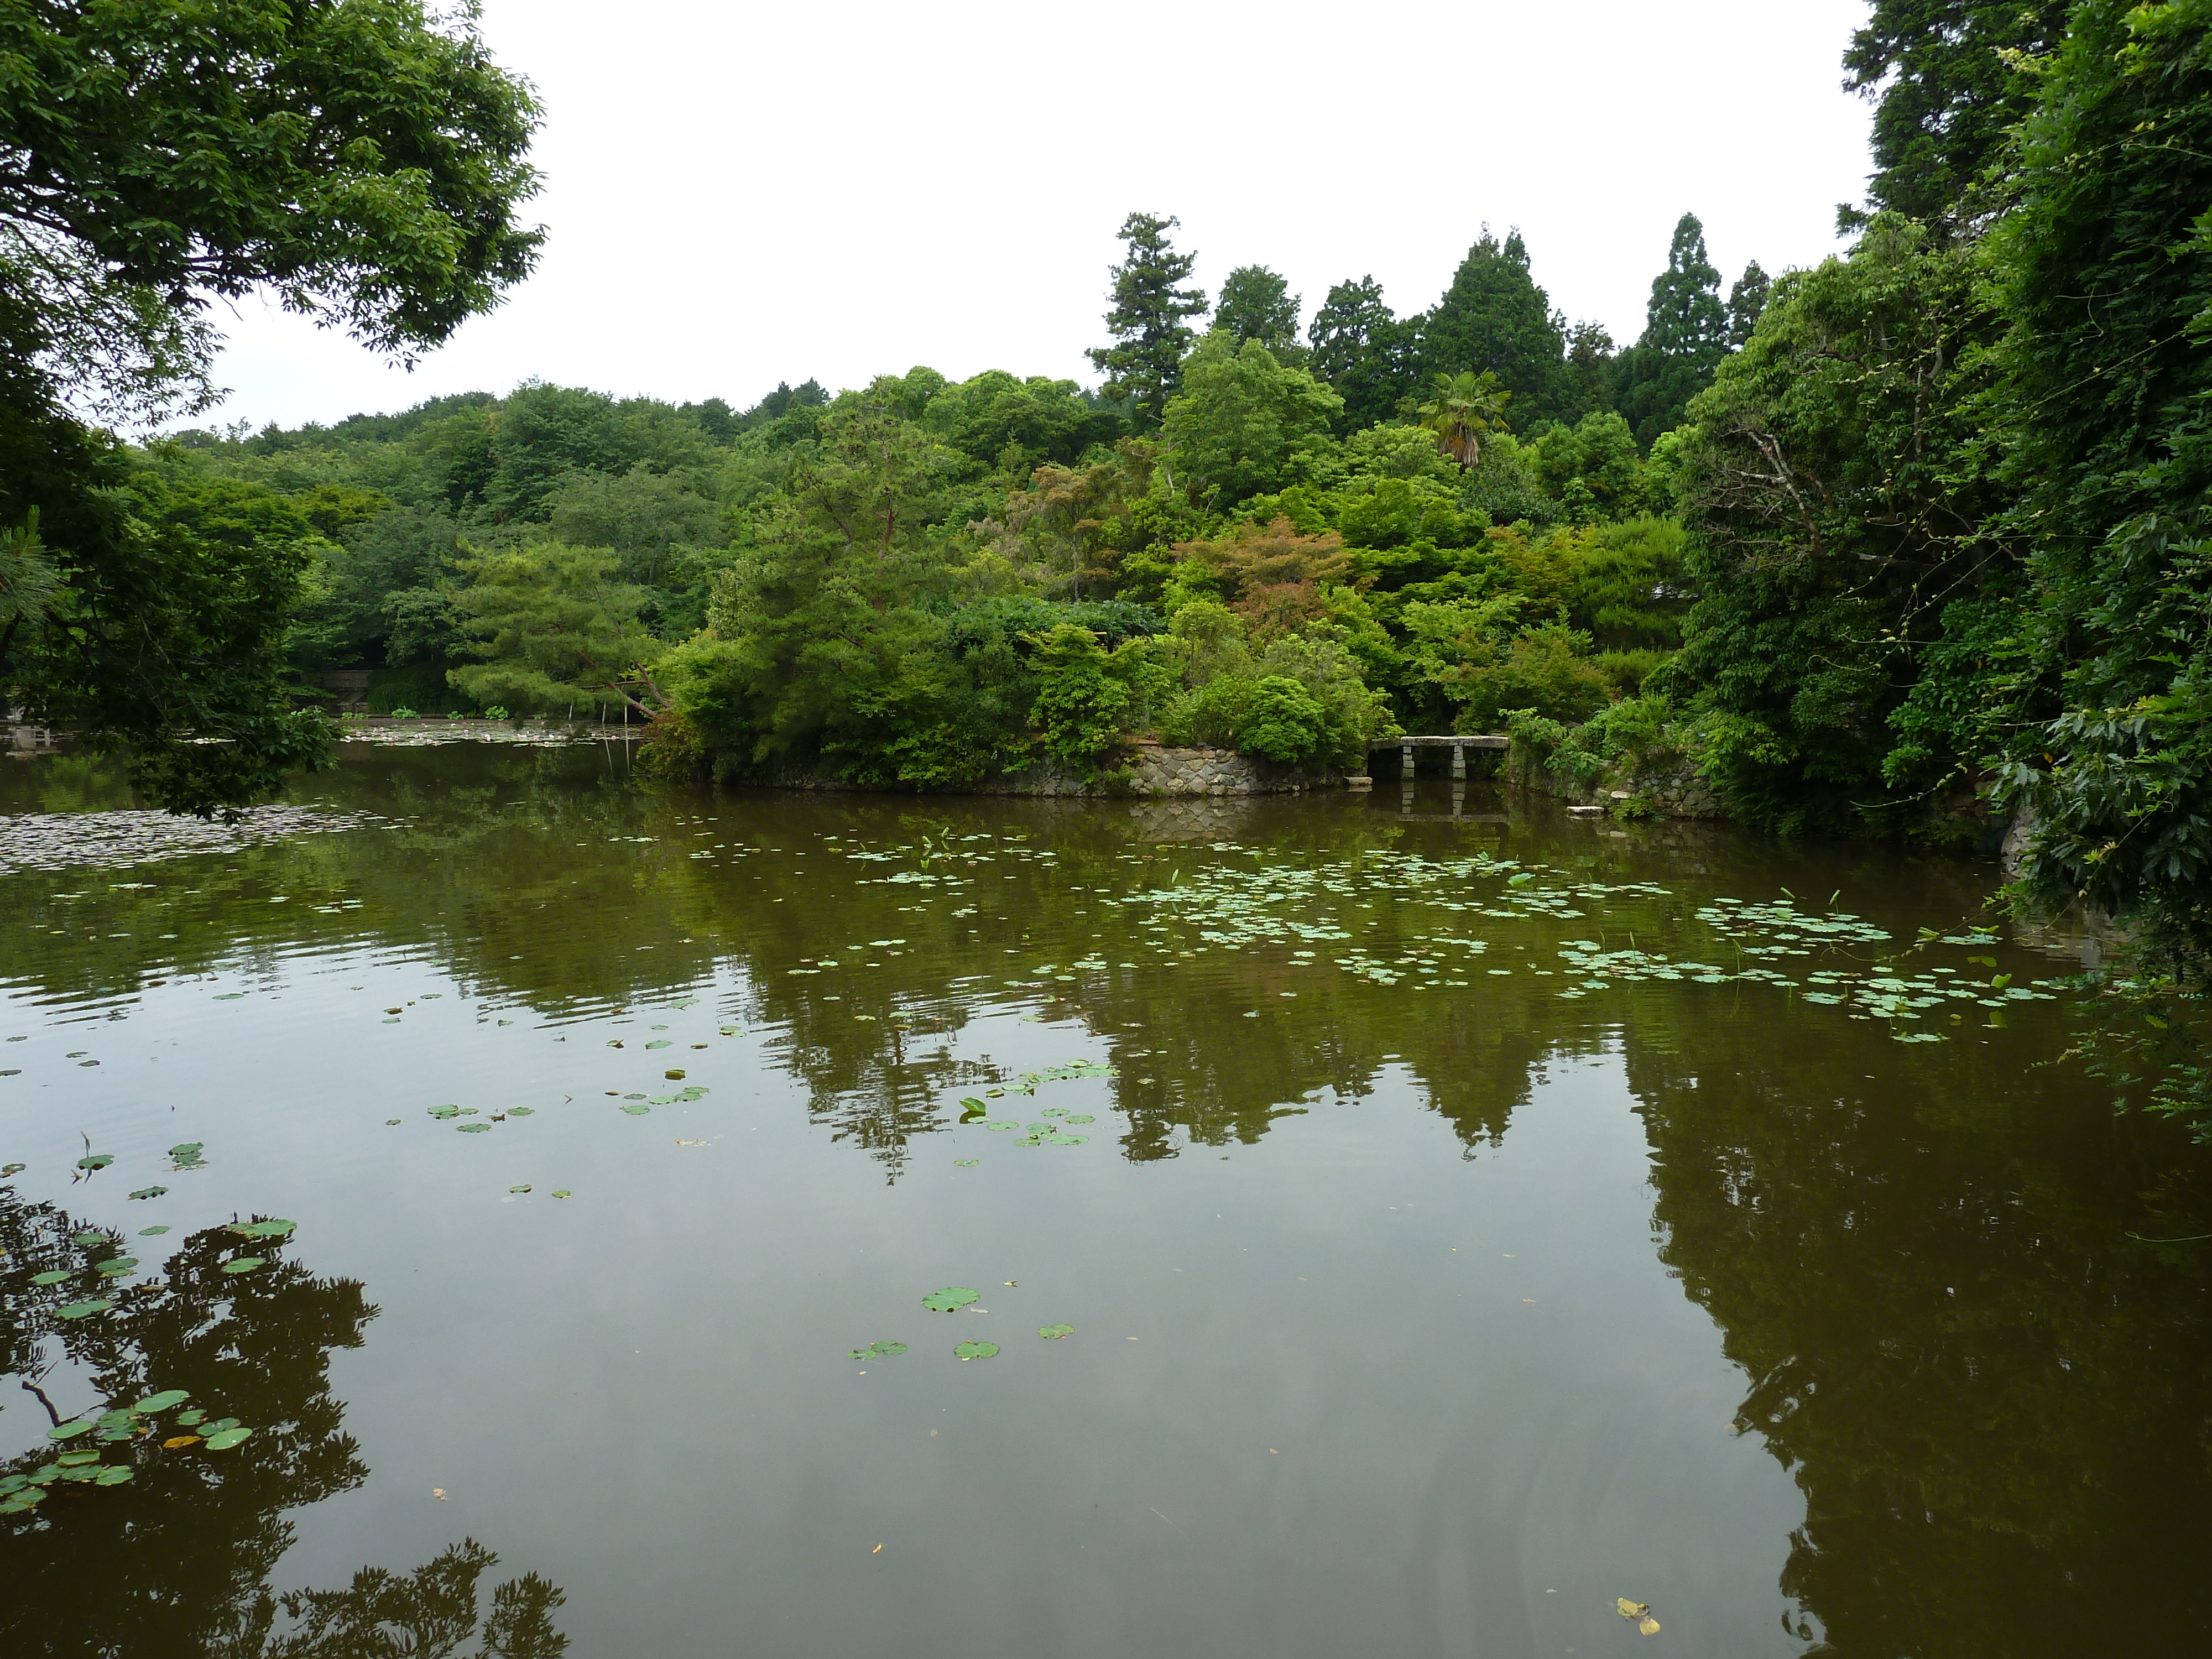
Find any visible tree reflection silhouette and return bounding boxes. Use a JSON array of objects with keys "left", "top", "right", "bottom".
[{"left": 0, "top": 1190, "right": 566, "bottom": 1657}]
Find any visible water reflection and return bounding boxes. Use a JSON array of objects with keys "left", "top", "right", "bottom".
[
  {"left": 0, "top": 1188, "right": 566, "bottom": 1657},
  {"left": 6, "top": 744, "right": 2212, "bottom": 1655}
]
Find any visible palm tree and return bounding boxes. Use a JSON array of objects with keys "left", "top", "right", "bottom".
[{"left": 1416, "top": 371, "right": 1512, "bottom": 471}]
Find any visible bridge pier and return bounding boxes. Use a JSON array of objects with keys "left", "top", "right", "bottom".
[
  {"left": 1400, "top": 743, "right": 1415, "bottom": 780},
  {"left": 1450, "top": 742, "right": 1466, "bottom": 780}
]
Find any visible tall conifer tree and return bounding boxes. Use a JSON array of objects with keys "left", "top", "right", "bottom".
[
  {"left": 1416, "top": 229, "right": 1568, "bottom": 425},
  {"left": 1087, "top": 212, "right": 1208, "bottom": 424}
]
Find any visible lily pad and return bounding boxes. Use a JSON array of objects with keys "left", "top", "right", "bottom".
[
  {"left": 1047, "top": 1134, "right": 1087, "bottom": 1146},
  {"left": 645, "top": 1040, "right": 672, "bottom": 1050},
  {"left": 29, "top": 1269, "right": 71, "bottom": 1285},
  {"left": 983, "top": 1120, "right": 1019, "bottom": 1131},
  {"left": 71, "top": 1229, "right": 106, "bottom": 1245},
  {"left": 552, "top": 1189, "right": 572, "bottom": 1198},
  {"left": 1064, "top": 1115, "right": 1095, "bottom": 1125},
  {"left": 228, "top": 1219, "right": 295, "bottom": 1238},
  {"left": 953, "top": 1340, "right": 1000, "bottom": 1360},
  {"left": 134, "top": 1390, "right": 189, "bottom": 1413},
  {"left": 427, "top": 1105, "right": 461, "bottom": 1119},
  {"left": 139, "top": 1225, "right": 170, "bottom": 1235},
  {"left": 203, "top": 1427, "right": 252, "bottom": 1451},
  {"left": 56, "top": 1298, "right": 113, "bottom": 1319},
  {"left": 95, "top": 1465, "right": 134, "bottom": 1485},
  {"left": 95, "top": 1257, "right": 138, "bottom": 1276},
  {"left": 168, "top": 1143, "right": 206, "bottom": 1167},
  {"left": 163, "top": 1434, "right": 202, "bottom": 1450},
  {"left": 76, "top": 1154, "right": 114, "bottom": 1170},
  {"left": 174, "top": 1408, "right": 205, "bottom": 1426},
  {"left": 922, "top": 1286, "right": 980, "bottom": 1312},
  {"left": 48, "top": 1421, "right": 96, "bottom": 1440},
  {"left": 128, "top": 1186, "right": 169, "bottom": 1200},
  {"left": 56, "top": 1451, "right": 100, "bottom": 1467},
  {"left": 954, "top": 1159, "right": 979, "bottom": 1167},
  {"left": 220, "top": 1258, "right": 267, "bottom": 1274},
  {"left": 1038, "top": 1324, "right": 1075, "bottom": 1339},
  {"left": 456, "top": 1122, "right": 492, "bottom": 1133},
  {"left": 663, "top": 1069, "right": 686, "bottom": 1080},
  {"left": 620, "top": 1104, "right": 650, "bottom": 1115},
  {"left": 508, "top": 1107, "right": 535, "bottom": 1117}
]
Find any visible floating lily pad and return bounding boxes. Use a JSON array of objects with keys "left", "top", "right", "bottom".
[
  {"left": 164, "top": 1434, "right": 201, "bottom": 1450},
  {"left": 72, "top": 1229, "right": 106, "bottom": 1245},
  {"left": 134, "top": 1390, "right": 189, "bottom": 1413},
  {"left": 509, "top": 1183, "right": 532, "bottom": 1194},
  {"left": 95, "top": 1257, "right": 137, "bottom": 1276},
  {"left": 848, "top": 1339, "right": 908, "bottom": 1359},
  {"left": 953, "top": 1341, "right": 1000, "bottom": 1360},
  {"left": 56, "top": 1298, "right": 112, "bottom": 1319},
  {"left": 983, "top": 1120, "right": 1019, "bottom": 1131},
  {"left": 456, "top": 1122, "right": 492, "bottom": 1133},
  {"left": 620, "top": 1104, "right": 650, "bottom": 1115},
  {"left": 229, "top": 1219, "right": 295, "bottom": 1238},
  {"left": 168, "top": 1143, "right": 205, "bottom": 1167},
  {"left": 220, "top": 1258, "right": 266, "bottom": 1274},
  {"left": 129, "top": 1186, "right": 169, "bottom": 1200},
  {"left": 174, "top": 1408, "right": 205, "bottom": 1426},
  {"left": 29, "top": 1269, "right": 71, "bottom": 1285},
  {"left": 139, "top": 1225, "right": 169, "bottom": 1236},
  {"left": 1064, "top": 1114, "right": 1095, "bottom": 1125},
  {"left": 552, "top": 1190, "right": 572, "bottom": 1198},
  {"left": 95, "top": 1465, "right": 134, "bottom": 1485},
  {"left": 1047, "top": 1134, "right": 1087, "bottom": 1145},
  {"left": 664, "top": 1069, "right": 686, "bottom": 1080},
  {"left": 427, "top": 1105, "right": 461, "bottom": 1119},
  {"left": 76, "top": 1154, "right": 114, "bottom": 1170},
  {"left": 508, "top": 1107, "right": 534, "bottom": 1117},
  {"left": 922, "top": 1286, "right": 980, "bottom": 1312},
  {"left": 387, "top": 1118, "right": 403, "bottom": 1125},
  {"left": 203, "top": 1427, "right": 252, "bottom": 1451},
  {"left": 56, "top": 1451, "right": 99, "bottom": 1467},
  {"left": 1038, "top": 1324, "right": 1075, "bottom": 1339},
  {"left": 48, "top": 1421, "right": 96, "bottom": 1441},
  {"left": 954, "top": 1159, "right": 979, "bottom": 1167}
]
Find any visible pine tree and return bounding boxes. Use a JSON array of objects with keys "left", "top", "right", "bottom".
[
  {"left": 1306, "top": 275, "right": 1418, "bottom": 431},
  {"left": 1611, "top": 213, "right": 1728, "bottom": 448},
  {"left": 1416, "top": 229, "right": 1569, "bottom": 425},
  {"left": 1086, "top": 212, "right": 1209, "bottom": 424},
  {"left": 1726, "top": 262, "right": 1772, "bottom": 351}
]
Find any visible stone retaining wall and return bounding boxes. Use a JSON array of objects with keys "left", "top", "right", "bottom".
[{"left": 1503, "top": 740, "right": 1733, "bottom": 821}]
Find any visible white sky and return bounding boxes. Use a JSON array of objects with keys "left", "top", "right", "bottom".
[{"left": 192, "top": 0, "right": 1876, "bottom": 432}]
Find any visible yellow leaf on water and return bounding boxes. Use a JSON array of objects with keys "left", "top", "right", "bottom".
[
  {"left": 1639, "top": 1616, "right": 1661, "bottom": 1636},
  {"left": 163, "top": 1435, "right": 200, "bottom": 1451},
  {"left": 1617, "top": 1599, "right": 1641, "bottom": 1618}
]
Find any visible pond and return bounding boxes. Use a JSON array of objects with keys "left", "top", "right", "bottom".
[{"left": 2, "top": 739, "right": 2208, "bottom": 1658}]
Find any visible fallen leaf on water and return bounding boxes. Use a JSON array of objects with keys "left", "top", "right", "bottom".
[
  {"left": 872, "top": 1545, "right": 882, "bottom": 1554},
  {"left": 163, "top": 1436, "right": 200, "bottom": 1451},
  {"left": 1616, "top": 1599, "right": 1660, "bottom": 1633},
  {"left": 433, "top": 1488, "right": 447, "bottom": 1500}
]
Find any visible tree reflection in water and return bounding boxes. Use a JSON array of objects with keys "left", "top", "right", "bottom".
[{"left": 0, "top": 1188, "right": 566, "bottom": 1658}]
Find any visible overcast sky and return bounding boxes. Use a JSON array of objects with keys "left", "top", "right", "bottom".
[{"left": 193, "top": 0, "right": 1877, "bottom": 432}]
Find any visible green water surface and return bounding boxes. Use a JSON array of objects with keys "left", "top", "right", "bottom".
[{"left": 1, "top": 741, "right": 2207, "bottom": 1658}]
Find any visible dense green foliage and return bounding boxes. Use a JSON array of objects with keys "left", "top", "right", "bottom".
[
  {"left": 1658, "top": 0, "right": 2212, "bottom": 1126},
  {"left": 1, "top": 0, "right": 542, "bottom": 812}
]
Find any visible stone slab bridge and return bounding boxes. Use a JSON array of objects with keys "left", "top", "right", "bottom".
[{"left": 1369, "top": 734, "right": 1509, "bottom": 779}]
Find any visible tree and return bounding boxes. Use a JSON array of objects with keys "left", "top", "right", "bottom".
[
  {"left": 1306, "top": 275, "right": 1419, "bottom": 430},
  {"left": 1086, "top": 212, "right": 1208, "bottom": 422},
  {"left": 0, "top": 1, "right": 544, "bottom": 814},
  {"left": 1417, "top": 229, "right": 1568, "bottom": 424},
  {"left": 1726, "top": 261, "right": 1772, "bottom": 350},
  {"left": 1991, "top": 0, "right": 2212, "bottom": 953},
  {"left": 1213, "top": 265, "right": 1304, "bottom": 362},
  {"left": 1415, "top": 371, "right": 1512, "bottom": 471},
  {"left": 1662, "top": 218, "right": 2008, "bottom": 831},
  {"left": 1611, "top": 213, "right": 1729, "bottom": 448},
  {"left": 1841, "top": 1, "right": 2074, "bottom": 229},
  {"left": 1159, "top": 335, "right": 1342, "bottom": 508},
  {"left": 0, "top": 2, "right": 543, "bottom": 398},
  {"left": 445, "top": 542, "right": 659, "bottom": 717}
]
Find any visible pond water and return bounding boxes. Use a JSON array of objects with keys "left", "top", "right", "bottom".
[{"left": 2, "top": 740, "right": 2208, "bottom": 1658}]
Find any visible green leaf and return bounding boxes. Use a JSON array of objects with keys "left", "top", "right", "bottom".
[
  {"left": 48, "top": 1421, "right": 97, "bottom": 1440},
  {"left": 134, "top": 1390, "right": 189, "bottom": 1413},
  {"left": 921, "top": 1286, "right": 980, "bottom": 1312},
  {"left": 56, "top": 1298, "right": 112, "bottom": 1319},
  {"left": 29, "top": 1269, "right": 71, "bottom": 1285},
  {"left": 128, "top": 1186, "right": 169, "bottom": 1200},
  {"left": 220, "top": 1258, "right": 267, "bottom": 1275},
  {"left": 953, "top": 1340, "right": 1000, "bottom": 1360},
  {"left": 202, "top": 1427, "right": 252, "bottom": 1451},
  {"left": 1038, "top": 1324, "right": 1075, "bottom": 1339},
  {"left": 229, "top": 1219, "right": 295, "bottom": 1238},
  {"left": 76, "top": 1154, "right": 114, "bottom": 1170},
  {"left": 457, "top": 1122, "right": 492, "bottom": 1133},
  {"left": 95, "top": 1465, "right": 134, "bottom": 1485}
]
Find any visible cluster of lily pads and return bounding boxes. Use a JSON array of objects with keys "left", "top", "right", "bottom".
[
  {"left": 0, "top": 805, "right": 395, "bottom": 878},
  {"left": 0, "top": 1387, "right": 257, "bottom": 1517},
  {"left": 843, "top": 1287, "right": 1078, "bottom": 1365}
]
